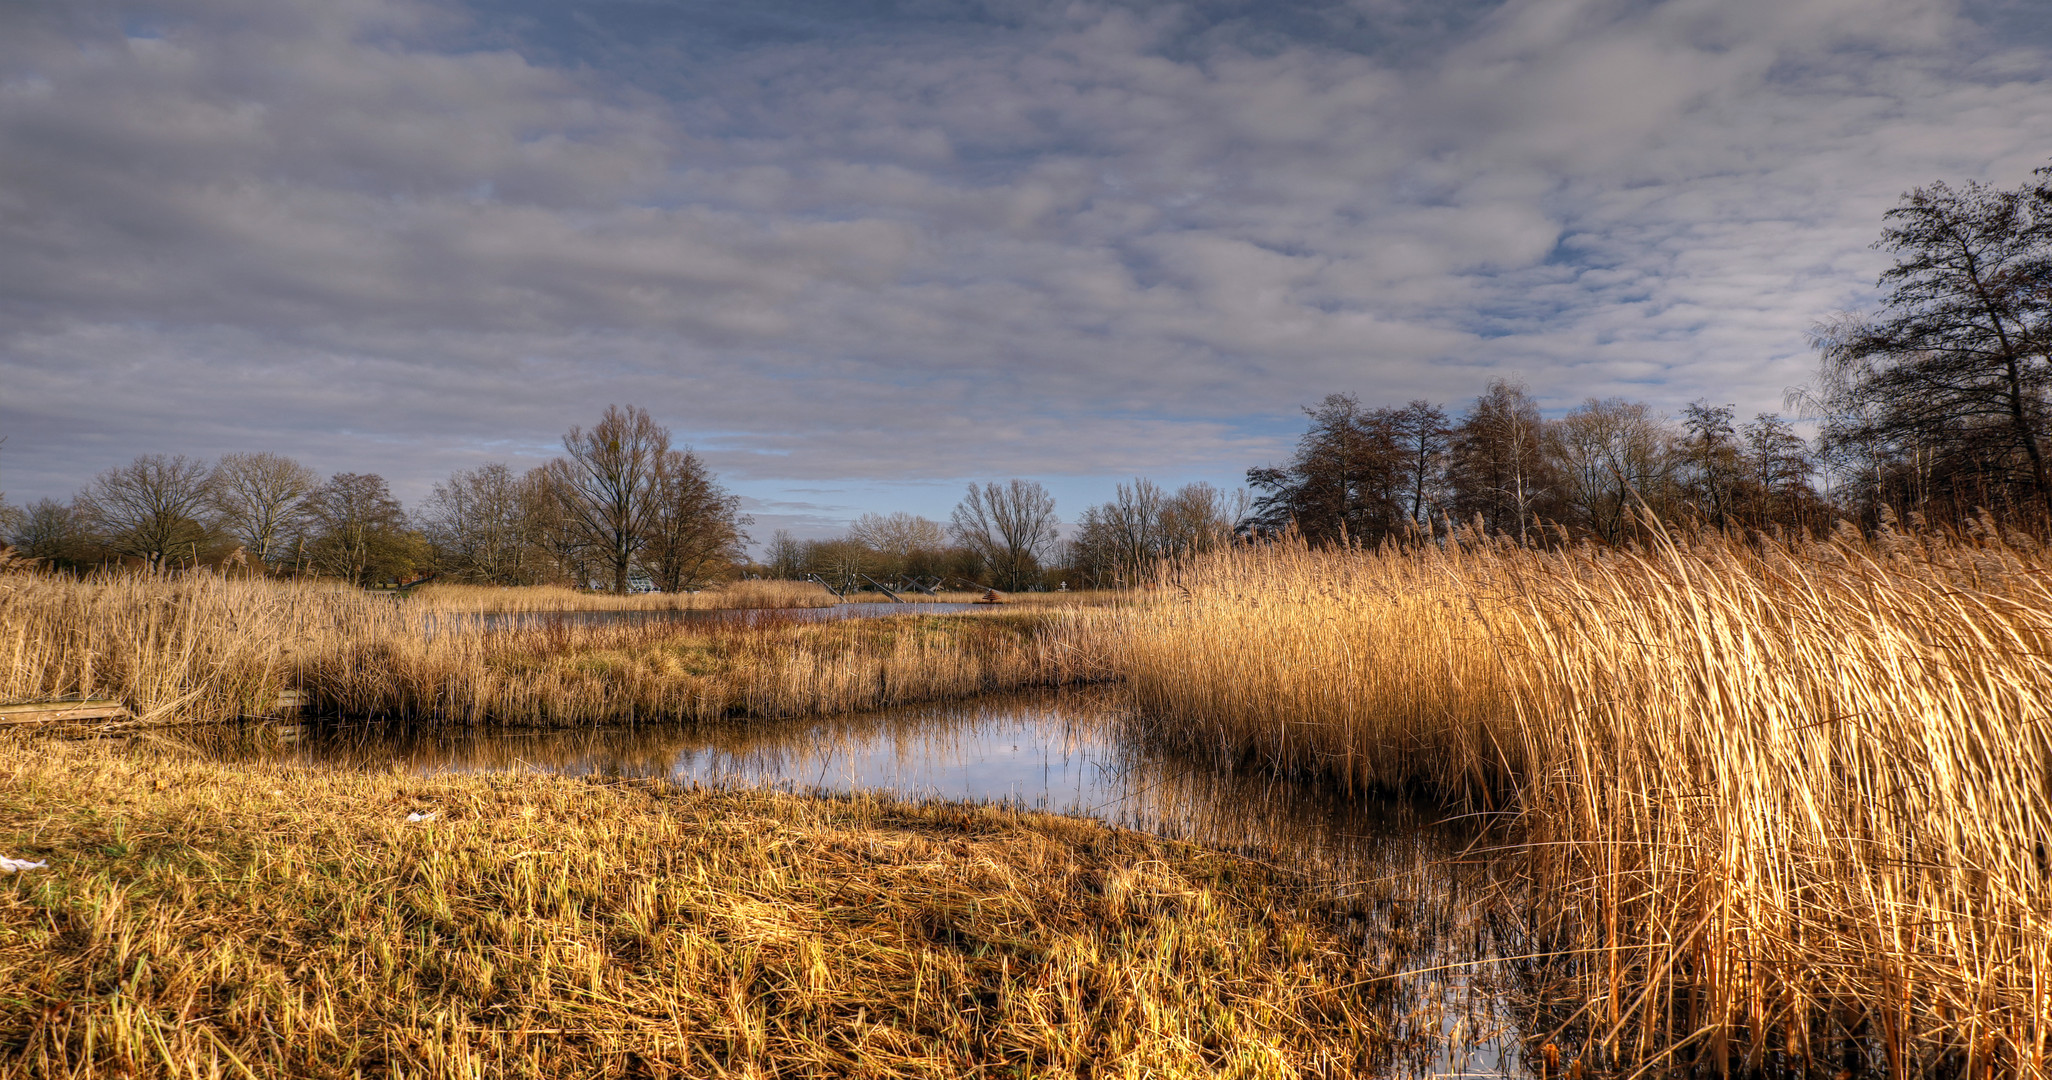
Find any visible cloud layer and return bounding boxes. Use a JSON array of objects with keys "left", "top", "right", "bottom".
[{"left": 3, "top": 0, "right": 2049, "bottom": 532}]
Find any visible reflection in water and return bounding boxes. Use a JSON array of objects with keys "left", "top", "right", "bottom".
[{"left": 214, "top": 689, "right": 1531, "bottom": 1077}]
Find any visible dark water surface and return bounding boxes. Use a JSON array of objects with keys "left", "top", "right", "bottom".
[
  {"left": 426, "top": 601, "right": 982, "bottom": 635},
  {"left": 219, "top": 689, "right": 1532, "bottom": 1077}
]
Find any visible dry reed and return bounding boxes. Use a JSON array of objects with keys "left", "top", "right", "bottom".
[
  {"left": 407, "top": 578, "right": 841, "bottom": 612},
  {"left": 0, "top": 736, "right": 1396, "bottom": 1078},
  {"left": 0, "top": 573, "right": 1098, "bottom": 726},
  {"left": 1081, "top": 524, "right": 2052, "bottom": 1074}
]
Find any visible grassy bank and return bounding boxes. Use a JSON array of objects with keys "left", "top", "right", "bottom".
[
  {"left": 0, "top": 573, "right": 1103, "bottom": 726},
  {"left": 0, "top": 737, "right": 1395, "bottom": 1079},
  {"left": 1082, "top": 525, "right": 2052, "bottom": 1074},
  {"left": 408, "top": 579, "right": 843, "bottom": 612}
]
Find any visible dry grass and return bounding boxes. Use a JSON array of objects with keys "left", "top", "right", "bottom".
[
  {"left": 1080, "top": 524, "right": 2052, "bottom": 1074},
  {"left": 0, "top": 736, "right": 1397, "bottom": 1079},
  {"left": 0, "top": 573, "right": 1101, "bottom": 727},
  {"left": 408, "top": 579, "right": 842, "bottom": 612}
]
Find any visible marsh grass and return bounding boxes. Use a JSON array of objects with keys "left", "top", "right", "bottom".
[
  {"left": 0, "top": 736, "right": 1398, "bottom": 1079},
  {"left": 407, "top": 579, "right": 842, "bottom": 612},
  {"left": 0, "top": 573, "right": 1099, "bottom": 727},
  {"left": 1083, "top": 524, "right": 2052, "bottom": 1074}
]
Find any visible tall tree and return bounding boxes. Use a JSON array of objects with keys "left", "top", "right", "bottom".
[
  {"left": 1449, "top": 380, "right": 1553, "bottom": 542},
  {"left": 1246, "top": 394, "right": 1407, "bottom": 544},
  {"left": 78, "top": 454, "right": 218, "bottom": 569},
  {"left": 421, "top": 462, "right": 538, "bottom": 585},
  {"left": 545, "top": 405, "right": 671, "bottom": 594},
  {"left": 305, "top": 473, "right": 418, "bottom": 585},
  {"left": 1814, "top": 172, "right": 2052, "bottom": 525},
  {"left": 1393, "top": 400, "right": 1451, "bottom": 527},
  {"left": 1679, "top": 401, "right": 1742, "bottom": 528},
  {"left": 949, "top": 479, "right": 1059, "bottom": 590},
  {"left": 848, "top": 511, "right": 948, "bottom": 581},
  {"left": 210, "top": 451, "right": 320, "bottom": 570},
  {"left": 1550, "top": 398, "right": 1676, "bottom": 544},
  {"left": 641, "top": 448, "right": 748, "bottom": 592},
  {"left": 764, "top": 529, "right": 807, "bottom": 580}
]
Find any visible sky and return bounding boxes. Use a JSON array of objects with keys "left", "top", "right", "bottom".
[{"left": 3, "top": 0, "right": 2050, "bottom": 543}]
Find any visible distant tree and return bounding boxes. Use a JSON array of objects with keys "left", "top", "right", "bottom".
[
  {"left": 1449, "top": 380, "right": 1554, "bottom": 542},
  {"left": 847, "top": 512, "right": 947, "bottom": 581},
  {"left": 544, "top": 405, "right": 671, "bottom": 594},
  {"left": 305, "top": 473, "right": 420, "bottom": 585},
  {"left": 421, "top": 462, "right": 540, "bottom": 585},
  {"left": 210, "top": 451, "right": 320, "bottom": 571},
  {"left": 803, "top": 538, "right": 875, "bottom": 590},
  {"left": 10, "top": 498, "right": 97, "bottom": 571},
  {"left": 1813, "top": 170, "right": 2052, "bottom": 526},
  {"left": 764, "top": 529, "right": 807, "bottom": 580},
  {"left": 1679, "top": 402, "right": 1743, "bottom": 528},
  {"left": 1393, "top": 400, "right": 1452, "bottom": 527},
  {"left": 77, "top": 454, "right": 219, "bottom": 569},
  {"left": 1157, "top": 481, "right": 1243, "bottom": 559},
  {"left": 1740, "top": 413, "right": 1818, "bottom": 530},
  {"left": 1246, "top": 394, "right": 1407, "bottom": 544},
  {"left": 949, "top": 479, "right": 1059, "bottom": 591},
  {"left": 1550, "top": 398, "right": 1677, "bottom": 544},
  {"left": 642, "top": 448, "right": 749, "bottom": 592}
]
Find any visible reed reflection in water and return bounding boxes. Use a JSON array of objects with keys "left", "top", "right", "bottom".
[{"left": 217, "top": 688, "right": 1530, "bottom": 1077}]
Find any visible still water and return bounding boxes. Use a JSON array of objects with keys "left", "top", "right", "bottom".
[
  {"left": 226, "top": 688, "right": 1532, "bottom": 1077},
  {"left": 427, "top": 602, "right": 981, "bottom": 635}
]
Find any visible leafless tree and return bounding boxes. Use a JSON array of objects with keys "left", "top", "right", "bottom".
[
  {"left": 642, "top": 448, "right": 748, "bottom": 591},
  {"left": 421, "top": 462, "right": 539, "bottom": 584},
  {"left": 305, "top": 473, "right": 417, "bottom": 585},
  {"left": 764, "top": 529, "right": 806, "bottom": 579},
  {"left": 1550, "top": 398, "right": 1677, "bottom": 544},
  {"left": 949, "top": 479, "right": 1059, "bottom": 590},
  {"left": 545, "top": 405, "right": 671, "bottom": 594},
  {"left": 78, "top": 454, "right": 219, "bottom": 569},
  {"left": 848, "top": 511, "right": 947, "bottom": 581},
  {"left": 1450, "top": 380, "right": 1554, "bottom": 543},
  {"left": 210, "top": 451, "right": 319, "bottom": 571}
]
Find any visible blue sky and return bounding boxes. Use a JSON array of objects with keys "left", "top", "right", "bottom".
[{"left": 3, "top": 0, "right": 2050, "bottom": 541}]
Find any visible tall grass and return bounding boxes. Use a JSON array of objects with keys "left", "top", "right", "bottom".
[
  {"left": 1085, "top": 524, "right": 2052, "bottom": 1073},
  {"left": 0, "top": 572, "right": 1094, "bottom": 725},
  {"left": 408, "top": 578, "right": 841, "bottom": 611}
]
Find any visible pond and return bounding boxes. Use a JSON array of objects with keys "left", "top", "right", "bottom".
[
  {"left": 220, "top": 688, "right": 1534, "bottom": 1077},
  {"left": 425, "top": 602, "right": 983, "bottom": 635}
]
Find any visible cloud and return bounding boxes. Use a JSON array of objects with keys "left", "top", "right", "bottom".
[{"left": 2, "top": 0, "right": 2049, "bottom": 530}]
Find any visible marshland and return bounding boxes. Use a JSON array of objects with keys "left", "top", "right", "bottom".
[{"left": 8, "top": 167, "right": 2052, "bottom": 1076}]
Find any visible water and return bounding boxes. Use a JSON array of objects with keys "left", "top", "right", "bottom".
[
  {"left": 430, "top": 601, "right": 982, "bottom": 635},
  {"left": 223, "top": 688, "right": 1533, "bottom": 1076}
]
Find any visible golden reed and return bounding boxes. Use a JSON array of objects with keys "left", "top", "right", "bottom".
[{"left": 1080, "top": 522, "right": 2052, "bottom": 1074}]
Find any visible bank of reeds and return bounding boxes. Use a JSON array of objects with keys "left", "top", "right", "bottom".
[
  {"left": 0, "top": 573, "right": 1095, "bottom": 726},
  {"left": 1084, "top": 523, "right": 2052, "bottom": 1074},
  {"left": 408, "top": 578, "right": 840, "bottom": 612},
  {"left": 0, "top": 736, "right": 1397, "bottom": 1078}
]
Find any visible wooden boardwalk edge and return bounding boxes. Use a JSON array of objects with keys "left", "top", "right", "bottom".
[{"left": 0, "top": 699, "right": 133, "bottom": 725}]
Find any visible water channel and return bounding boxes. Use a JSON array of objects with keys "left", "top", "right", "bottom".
[{"left": 218, "top": 687, "right": 1536, "bottom": 1077}]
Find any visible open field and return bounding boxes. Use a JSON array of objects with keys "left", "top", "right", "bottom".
[
  {"left": 0, "top": 573, "right": 1103, "bottom": 726},
  {"left": 0, "top": 736, "right": 1397, "bottom": 1079},
  {"left": 1080, "top": 524, "right": 2052, "bottom": 1074}
]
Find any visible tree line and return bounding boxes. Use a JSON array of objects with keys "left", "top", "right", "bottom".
[
  {"left": 0, "top": 406, "right": 749, "bottom": 592},
  {"left": 6, "top": 164, "right": 2047, "bottom": 586}
]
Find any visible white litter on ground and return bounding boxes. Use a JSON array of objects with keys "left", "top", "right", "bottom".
[
  {"left": 406, "top": 811, "right": 437, "bottom": 822},
  {"left": 0, "top": 856, "right": 49, "bottom": 873}
]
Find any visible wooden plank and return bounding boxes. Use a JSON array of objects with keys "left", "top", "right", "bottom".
[{"left": 0, "top": 700, "right": 130, "bottom": 723}]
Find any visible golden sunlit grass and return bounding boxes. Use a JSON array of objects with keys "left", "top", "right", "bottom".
[
  {"left": 0, "top": 573, "right": 1099, "bottom": 726},
  {"left": 0, "top": 736, "right": 1395, "bottom": 1079},
  {"left": 1078, "top": 523, "right": 2052, "bottom": 1074}
]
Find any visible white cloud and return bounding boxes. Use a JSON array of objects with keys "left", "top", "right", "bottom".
[{"left": 1, "top": 0, "right": 2049, "bottom": 526}]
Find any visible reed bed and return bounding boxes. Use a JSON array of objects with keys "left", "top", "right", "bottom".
[
  {"left": 0, "top": 736, "right": 1399, "bottom": 1078},
  {"left": 1084, "top": 525, "right": 2052, "bottom": 1074},
  {"left": 0, "top": 572, "right": 1096, "bottom": 726},
  {"left": 407, "top": 578, "right": 840, "bottom": 612}
]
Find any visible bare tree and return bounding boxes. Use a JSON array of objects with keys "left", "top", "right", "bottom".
[
  {"left": 305, "top": 473, "right": 417, "bottom": 585},
  {"left": 642, "top": 448, "right": 748, "bottom": 592},
  {"left": 421, "top": 462, "right": 538, "bottom": 584},
  {"left": 210, "top": 451, "right": 319, "bottom": 570},
  {"left": 848, "top": 511, "right": 947, "bottom": 581},
  {"left": 1158, "top": 481, "right": 1244, "bottom": 558},
  {"left": 949, "top": 479, "right": 1059, "bottom": 590},
  {"left": 1450, "top": 380, "right": 1554, "bottom": 543},
  {"left": 764, "top": 529, "right": 806, "bottom": 579},
  {"left": 1814, "top": 172, "right": 2052, "bottom": 526},
  {"left": 78, "top": 454, "right": 218, "bottom": 569},
  {"left": 1550, "top": 398, "right": 1677, "bottom": 544},
  {"left": 545, "top": 405, "right": 671, "bottom": 594},
  {"left": 10, "top": 498, "right": 95, "bottom": 570}
]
